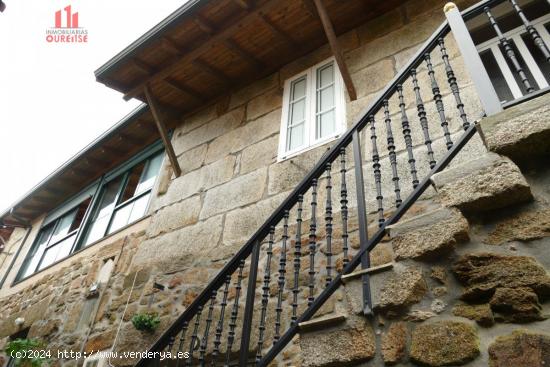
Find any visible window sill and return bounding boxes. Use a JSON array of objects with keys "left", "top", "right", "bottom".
[
  {"left": 10, "top": 215, "right": 151, "bottom": 287},
  {"left": 277, "top": 133, "right": 342, "bottom": 163}
]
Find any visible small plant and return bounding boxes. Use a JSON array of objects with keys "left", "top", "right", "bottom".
[
  {"left": 4, "top": 338, "right": 49, "bottom": 367},
  {"left": 131, "top": 312, "right": 160, "bottom": 332}
]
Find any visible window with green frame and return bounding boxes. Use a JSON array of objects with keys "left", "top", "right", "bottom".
[{"left": 15, "top": 142, "right": 164, "bottom": 282}]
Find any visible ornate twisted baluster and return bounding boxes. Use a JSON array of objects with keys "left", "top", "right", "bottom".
[
  {"left": 256, "top": 227, "right": 275, "bottom": 361},
  {"left": 324, "top": 163, "right": 333, "bottom": 286},
  {"left": 369, "top": 115, "right": 385, "bottom": 226},
  {"left": 199, "top": 290, "right": 217, "bottom": 365},
  {"left": 187, "top": 306, "right": 203, "bottom": 366},
  {"left": 425, "top": 53, "right": 453, "bottom": 149},
  {"left": 308, "top": 179, "right": 318, "bottom": 306},
  {"left": 274, "top": 212, "right": 289, "bottom": 343},
  {"left": 211, "top": 276, "right": 231, "bottom": 366},
  {"left": 396, "top": 85, "right": 419, "bottom": 188},
  {"left": 167, "top": 335, "right": 176, "bottom": 354},
  {"left": 339, "top": 148, "right": 349, "bottom": 266},
  {"left": 224, "top": 260, "right": 245, "bottom": 367},
  {"left": 383, "top": 100, "right": 402, "bottom": 207},
  {"left": 411, "top": 68, "right": 437, "bottom": 169},
  {"left": 291, "top": 196, "right": 303, "bottom": 324},
  {"left": 438, "top": 38, "right": 470, "bottom": 130},
  {"left": 485, "top": 7, "right": 534, "bottom": 93},
  {"left": 509, "top": 0, "right": 550, "bottom": 62},
  {"left": 175, "top": 322, "right": 189, "bottom": 367}
]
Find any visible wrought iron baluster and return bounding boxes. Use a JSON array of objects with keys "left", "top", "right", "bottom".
[
  {"left": 187, "top": 306, "right": 203, "bottom": 366},
  {"left": 369, "top": 115, "right": 385, "bottom": 226},
  {"left": 308, "top": 179, "right": 318, "bottom": 306},
  {"left": 199, "top": 290, "right": 218, "bottom": 365},
  {"left": 256, "top": 228, "right": 275, "bottom": 362},
  {"left": 438, "top": 38, "right": 470, "bottom": 130},
  {"left": 167, "top": 335, "right": 176, "bottom": 354},
  {"left": 425, "top": 53, "right": 453, "bottom": 149},
  {"left": 339, "top": 149, "right": 349, "bottom": 266},
  {"left": 396, "top": 85, "right": 419, "bottom": 188},
  {"left": 324, "top": 163, "right": 333, "bottom": 286},
  {"left": 411, "top": 68, "right": 437, "bottom": 169},
  {"left": 509, "top": 0, "right": 550, "bottom": 62},
  {"left": 292, "top": 196, "right": 303, "bottom": 324},
  {"left": 485, "top": 7, "right": 534, "bottom": 92},
  {"left": 224, "top": 260, "right": 245, "bottom": 367},
  {"left": 175, "top": 322, "right": 189, "bottom": 367},
  {"left": 211, "top": 276, "right": 231, "bottom": 367},
  {"left": 274, "top": 212, "right": 289, "bottom": 343},
  {"left": 382, "top": 100, "right": 402, "bottom": 207}
]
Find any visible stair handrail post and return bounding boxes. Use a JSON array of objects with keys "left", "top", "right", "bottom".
[
  {"left": 351, "top": 130, "right": 373, "bottom": 316},
  {"left": 239, "top": 239, "right": 261, "bottom": 366},
  {"left": 444, "top": 2, "right": 503, "bottom": 116}
]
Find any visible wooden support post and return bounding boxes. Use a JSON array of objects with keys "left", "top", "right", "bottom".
[
  {"left": 144, "top": 85, "right": 182, "bottom": 177},
  {"left": 312, "top": 0, "right": 357, "bottom": 101}
]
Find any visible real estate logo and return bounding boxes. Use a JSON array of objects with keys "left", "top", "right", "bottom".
[{"left": 46, "top": 5, "right": 88, "bottom": 43}]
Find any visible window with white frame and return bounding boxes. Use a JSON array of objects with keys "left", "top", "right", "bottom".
[
  {"left": 475, "top": 12, "right": 550, "bottom": 104},
  {"left": 278, "top": 58, "right": 346, "bottom": 160}
]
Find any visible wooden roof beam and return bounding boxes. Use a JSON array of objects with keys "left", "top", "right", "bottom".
[
  {"left": 312, "top": 0, "right": 357, "bottom": 101},
  {"left": 192, "top": 59, "right": 232, "bottom": 84},
  {"left": 257, "top": 13, "right": 297, "bottom": 48},
  {"left": 164, "top": 78, "right": 205, "bottom": 103},
  {"left": 123, "top": 0, "right": 281, "bottom": 100},
  {"left": 161, "top": 37, "right": 184, "bottom": 55},
  {"left": 223, "top": 39, "right": 264, "bottom": 71},
  {"left": 132, "top": 58, "right": 156, "bottom": 75},
  {"left": 233, "top": 0, "right": 253, "bottom": 10},
  {"left": 144, "top": 86, "right": 182, "bottom": 177}
]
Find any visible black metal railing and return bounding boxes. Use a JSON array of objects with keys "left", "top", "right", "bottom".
[{"left": 134, "top": 1, "right": 550, "bottom": 366}]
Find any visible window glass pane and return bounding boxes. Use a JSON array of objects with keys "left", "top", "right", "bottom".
[
  {"left": 290, "top": 99, "right": 306, "bottom": 125},
  {"left": 128, "top": 193, "right": 150, "bottom": 223},
  {"left": 499, "top": 40, "right": 539, "bottom": 94},
  {"left": 136, "top": 153, "right": 163, "bottom": 194},
  {"left": 82, "top": 177, "right": 123, "bottom": 246},
  {"left": 319, "top": 86, "right": 335, "bottom": 113},
  {"left": 20, "top": 225, "right": 54, "bottom": 278},
  {"left": 109, "top": 204, "right": 133, "bottom": 234},
  {"left": 317, "top": 110, "right": 336, "bottom": 139},
  {"left": 120, "top": 161, "right": 146, "bottom": 203},
  {"left": 108, "top": 193, "right": 151, "bottom": 234},
  {"left": 521, "top": 32, "right": 550, "bottom": 84},
  {"left": 291, "top": 77, "right": 307, "bottom": 101},
  {"left": 287, "top": 123, "right": 305, "bottom": 151},
  {"left": 318, "top": 63, "right": 334, "bottom": 88},
  {"left": 479, "top": 49, "right": 515, "bottom": 103},
  {"left": 38, "top": 233, "right": 76, "bottom": 270},
  {"left": 50, "top": 209, "right": 76, "bottom": 244}
]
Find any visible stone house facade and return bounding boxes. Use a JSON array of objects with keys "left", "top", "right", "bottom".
[{"left": 1, "top": 0, "right": 550, "bottom": 366}]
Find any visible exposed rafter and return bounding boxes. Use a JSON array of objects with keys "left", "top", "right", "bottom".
[
  {"left": 144, "top": 86, "right": 182, "bottom": 177},
  {"left": 257, "top": 13, "right": 297, "bottom": 48},
  {"left": 233, "top": 0, "right": 253, "bottom": 10},
  {"left": 312, "top": 0, "right": 357, "bottom": 101},
  {"left": 122, "top": 0, "right": 281, "bottom": 100},
  {"left": 164, "top": 77, "right": 204, "bottom": 103},
  {"left": 161, "top": 37, "right": 184, "bottom": 55},
  {"left": 192, "top": 59, "right": 232, "bottom": 84}
]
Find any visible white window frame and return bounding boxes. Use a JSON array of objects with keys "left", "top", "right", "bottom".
[
  {"left": 278, "top": 57, "right": 346, "bottom": 161},
  {"left": 476, "top": 13, "right": 550, "bottom": 102}
]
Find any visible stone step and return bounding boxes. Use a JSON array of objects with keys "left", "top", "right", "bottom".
[
  {"left": 341, "top": 262, "right": 394, "bottom": 283},
  {"left": 298, "top": 313, "right": 346, "bottom": 333},
  {"left": 430, "top": 152, "right": 532, "bottom": 212},
  {"left": 385, "top": 207, "right": 469, "bottom": 260}
]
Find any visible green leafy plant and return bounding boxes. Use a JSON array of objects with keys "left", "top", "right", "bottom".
[
  {"left": 4, "top": 338, "right": 49, "bottom": 367},
  {"left": 131, "top": 312, "right": 160, "bottom": 332}
]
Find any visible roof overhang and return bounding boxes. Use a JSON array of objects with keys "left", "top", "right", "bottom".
[
  {"left": 95, "top": 0, "right": 406, "bottom": 114},
  {"left": 0, "top": 105, "right": 165, "bottom": 227}
]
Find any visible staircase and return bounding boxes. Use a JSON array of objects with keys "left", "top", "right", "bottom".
[{"left": 134, "top": 1, "right": 547, "bottom": 366}]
